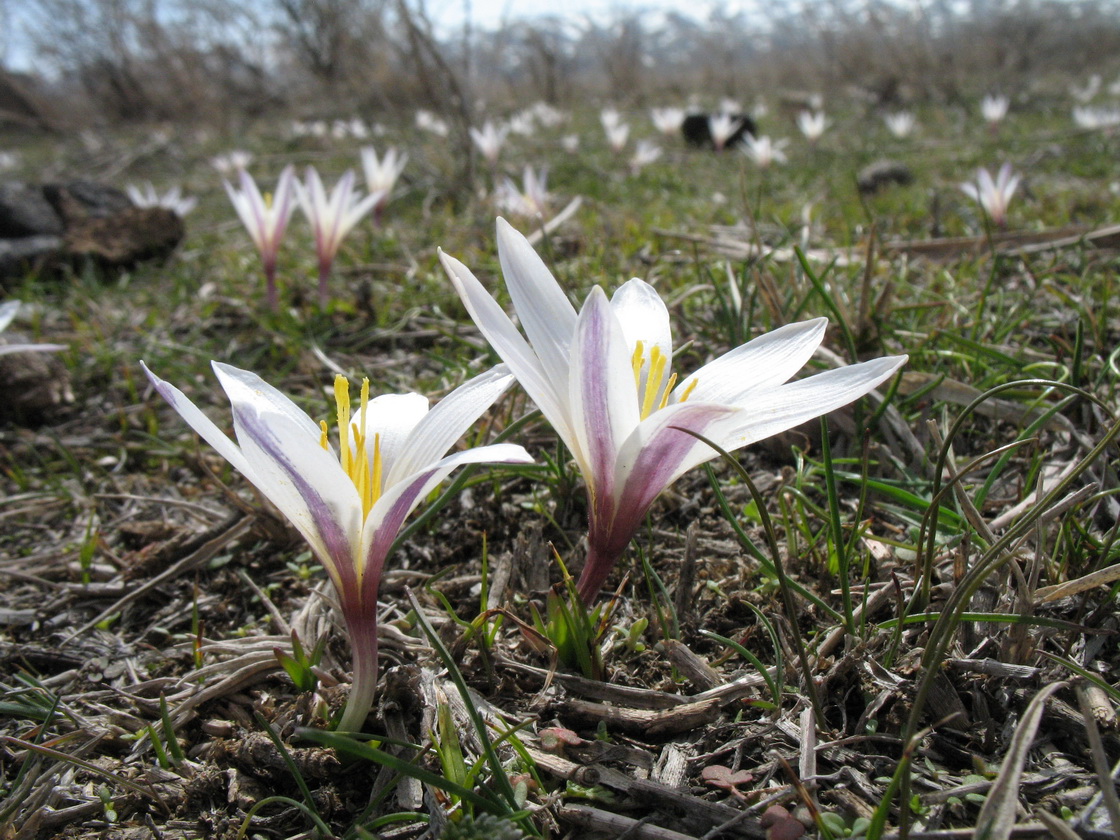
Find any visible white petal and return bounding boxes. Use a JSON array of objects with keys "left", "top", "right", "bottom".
[
  {"left": 230, "top": 399, "right": 363, "bottom": 591},
  {"left": 610, "top": 279, "right": 671, "bottom": 360},
  {"left": 569, "top": 287, "right": 640, "bottom": 494},
  {"left": 678, "top": 318, "right": 827, "bottom": 405},
  {"left": 141, "top": 361, "right": 255, "bottom": 479},
  {"left": 360, "top": 391, "right": 429, "bottom": 475},
  {"left": 439, "top": 248, "right": 577, "bottom": 452},
  {"left": 389, "top": 366, "right": 515, "bottom": 485},
  {"left": 496, "top": 218, "right": 578, "bottom": 392},
  {"left": 708, "top": 355, "right": 908, "bottom": 451},
  {"left": 212, "top": 362, "right": 323, "bottom": 442},
  {"left": 0, "top": 300, "right": 19, "bottom": 332}
]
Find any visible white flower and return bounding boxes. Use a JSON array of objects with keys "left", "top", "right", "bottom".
[
  {"left": 797, "top": 110, "right": 828, "bottom": 142},
  {"left": 981, "top": 94, "right": 1009, "bottom": 125},
  {"left": 561, "top": 134, "right": 581, "bottom": 153},
  {"left": 650, "top": 107, "right": 685, "bottom": 136},
  {"left": 0, "top": 301, "right": 66, "bottom": 356},
  {"left": 742, "top": 135, "right": 788, "bottom": 168},
  {"left": 470, "top": 121, "right": 510, "bottom": 166},
  {"left": 211, "top": 150, "right": 254, "bottom": 176},
  {"left": 884, "top": 111, "right": 916, "bottom": 138},
  {"left": 708, "top": 113, "right": 744, "bottom": 151},
  {"left": 604, "top": 121, "right": 630, "bottom": 153},
  {"left": 416, "top": 110, "right": 449, "bottom": 137},
  {"left": 142, "top": 361, "right": 531, "bottom": 731},
  {"left": 629, "top": 140, "right": 662, "bottom": 173},
  {"left": 359, "top": 146, "right": 408, "bottom": 222},
  {"left": 126, "top": 182, "right": 198, "bottom": 217},
  {"left": 223, "top": 166, "right": 297, "bottom": 309},
  {"left": 495, "top": 166, "right": 551, "bottom": 218},
  {"left": 960, "top": 164, "right": 1020, "bottom": 227},
  {"left": 440, "top": 220, "right": 907, "bottom": 602}
]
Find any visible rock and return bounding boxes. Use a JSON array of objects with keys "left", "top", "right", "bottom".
[
  {"left": 681, "top": 113, "right": 757, "bottom": 149},
  {"left": 0, "top": 180, "right": 185, "bottom": 281},
  {"left": 0, "top": 182, "right": 64, "bottom": 237},
  {"left": 857, "top": 159, "right": 914, "bottom": 195},
  {"left": 0, "top": 333, "right": 74, "bottom": 425},
  {"left": 65, "top": 207, "right": 184, "bottom": 266}
]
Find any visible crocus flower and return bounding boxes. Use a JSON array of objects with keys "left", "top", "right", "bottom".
[
  {"left": 0, "top": 301, "right": 67, "bottom": 356},
  {"left": 797, "top": 110, "right": 828, "bottom": 143},
  {"left": 224, "top": 166, "right": 296, "bottom": 310},
  {"left": 561, "top": 134, "right": 581, "bottom": 154},
  {"left": 126, "top": 182, "right": 198, "bottom": 217},
  {"left": 416, "top": 110, "right": 449, "bottom": 137},
  {"left": 495, "top": 166, "right": 551, "bottom": 219},
  {"left": 360, "top": 146, "right": 408, "bottom": 225},
  {"left": 884, "top": 111, "right": 916, "bottom": 138},
  {"left": 981, "top": 94, "right": 1009, "bottom": 130},
  {"left": 142, "top": 361, "right": 532, "bottom": 731},
  {"left": 211, "top": 150, "right": 254, "bottom": 176},
  {"left": 294, "top": 167, "right": 382, "bottom": 307},
  {"left": 960, "top": 164, "right": 1020, "bottom": 227},
  {"left": 650, "top": 107, "right": 685, "bottom": 136},
  {"left": 600, "top": 107, "right": 623, "bottom": 131},
  {"left": 604, "top": 121, "right": 630, "bottom": 154},
  {"left": 708, "top": 113, "right": 743, "bottom": 151},
  {"left": 629, "top": 140, "right": 662, "bottom": 174},
  {"left": 0, "top": 151, "right": 18, "bottom": 172},
  {"left": 440, "top": 220, "right": 907, "bottom": 603},
  {"left": 742, "top": 135, "right": 788, "bottom": 169},
  {"left": 1070, "top": 74, "right": 1101, "bottom": 104},
  {"left": 470, "top": 121, "right": 509, "bottom": 168}
]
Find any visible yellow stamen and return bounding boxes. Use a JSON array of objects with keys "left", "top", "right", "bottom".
[
  {"left": 640, "top": 346, "right": 668, "bottom": 419},
  {"left": 679, "top": 377, "right": 699, "bottom": 403},
  {"left": 264, "top": 191, "right": 274, "bottom": 209},
  {"left": 658, "top": 373, "right": 679, "bottom": 411},
  {"left": 329, "top": 376, "right": 383, "bottom": 518},
  {"left": 370, "top": 434, "right": 383, "bottom": 515},
  {"left": 319, "top": 420, "right": 329, "bottom": 450},
  {"left": 630, "top": 341, "right": 644, "bottom": 387},
  {"left": 334, "top": 375, "right": 351, "bottom": 474}
]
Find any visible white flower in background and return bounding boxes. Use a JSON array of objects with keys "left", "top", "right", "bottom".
[
  {"left": 332, "top": 120, "right": 349, "bottom": 140},
  {"left": 1070, "top": 74, "right": 1101, "bottom": 103},
  {"left": 1072, "top": 106, "right": 1120, "bottom": 130},
  {"left": 495, "top": 166, "right": 551, "bottom": 218},
  {"left": 126, "top": 182, "right": 198, "bottom": 217},
  {"left": 719, "top": 97, "right": 742, "bottom": 115},
  {"left": 884, "top": 111, "right": 916, "bottom": 138},
  {"left": 142, "top": 361, "right": 531, "bottom": 733},
  {"left": 416, "top": 110, "right": 450, "bottom": 137},
  {"left": 981, "top": 94, "right": 1009, "bottom": 127},
  {"left": 223, "top": 166, "right": 296, "bottom": 309},
  {"left": 629, "top": 139, "right": 662, "bottom": 174},
  {"left": 0, "top": 151, "right": 19, "bottom": 172},
  {"left": 650, "top": 107, "right": 686, "bottom": 136},
  {"left": 360, "top": 146, "right": 408, "bottom": 223},
  {"left": 348, "top": 119, "right": 369, "bottom": 140},
  {"left": 440, "top": 219, "right": 907, "bottom": 603},
  {"left": 532, "top": 102, "right": 566, "bottom": 127},
  {"left": 960, "top": 163, "right": 1020, "bottom": 227},
  {"left": 708, "top": 112, "right": 744, "bottom": 151},
  {"left": 561, "top": 134, "right": 581, "bottom": 153},
  {"left": 797, "top": 110, "right": 828, "bottom": 143},
  {"left": 295, "top": 167, "right": 382, "bottom": 307},
  {"left": 507, "top": 111, "right": 535, "bottom": 137},
  {"left": 741, "top": 135, "right": 788, "bottom": 168},
  {"left": 752, "top": 98, "right": 769, "bottom": 119},
  {"left": 211, "top": 150, "right": 254, "bottom": 176},
  {"left": 0, "top": 301, "right": 67, "bottom": 356},
  {"left": 600, "top": 107, "right": 623, "bottom": 132},
  {"left": 808, "top": 93, "right": 824, "bottom": 111},
  {"left": 470, "top": 121, "right": 510, "bottom": 166},
  {"left": 604, "top": 121, "right": 630, "bottom": 153}
]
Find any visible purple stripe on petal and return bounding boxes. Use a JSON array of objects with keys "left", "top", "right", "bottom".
[{"left": 232, "top": 403, "right": 358, "bottom": 595}]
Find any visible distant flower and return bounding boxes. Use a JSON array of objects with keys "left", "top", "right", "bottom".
[
  {"left": 981, "top": 94, "right": 1009, "bottom": 128},
  {"left": 440, "top": 219, "right": 907, "bottom": 603},
  {"left": 960, "top": 163, "right": 1020, "bottom": 227},
  {"left": 650, "top": 107, "right": 685, "bottom": 136},
  {"left": 629, "top": 140, "right": 662, "bottom": 174},
  {"left": 360, "top": 146, "right": 408, "bottom": 224},
  {"left": 1070, "top": 74, "right": 1101, "bottom": 103},
  {"left": 142, "top": 361, "right": 531, "bottom": 733},
  {"left": 719, "top": 97, "right": 742, "bottom": 114},
  {"left": 295, "top": 168, "right": 382, "bottom": 307},
  {"left": 741, "top": 135, "right": 788, "bottom": 168},
  {"left": 224, "top": 166, "right": 297, "bottom": 309},
  {"left": 507, "top": 111, "right": 535, "bottom": 137},
  {"left": 808, "top": 93, "right": 824, "bottom": 111},
  {"left": 884, "top": 111, "right": 916, "bottom": 138},
  {"left": 531, "top": 102, "right": 566, "bottom": 127},
  {"left": 0, "top": 151, "right": 19, "bottom": 172},
  {"left": 1072, "top": 106, "right": 1120, "bottom": 130},
  {"left": 604, "top": 121, "right": 630, "bottom": 153},
  {"left": 416, "top": 110, "right": 449, "bottom": 137},
  {"left": 708, "top": 113, "right": 744, "bottom": 151},
  {"left": 495, "top": 166, "right": 551, "bottom": 218},
  {"left": 126, "top": 182, "right": 198, "bottom": 217},
  {"left": 470, "top": 121, "right": 509, "bottom": 167},
  {"left": 0, "top": 301, "right": 67, "bottom": 356},
  {"left": 752, "top": 98, "right": 769, "bottom": 119},
  {"left": 600, "top": 107, "right": 623, "bottom": 131},
  {"left": 797, "top": 110, "right": 828, "bottom": 143},
  {"left": 561, "top": 134, "right": 581, "bottom": 153},
  {"left": 211, "top": 150, "right": 254, "bottom": 176}
]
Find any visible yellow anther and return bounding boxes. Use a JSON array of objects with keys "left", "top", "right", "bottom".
[
  {"left": 334, "top": 375, "right": 351, "bottom": 473},
  {"left": 679, "top": 378, "right": 699, "bottom": 403},
  {"left": 264, "top": 191, "right": 274, "bottom": 209},
  {"left": 319, "top": 420, "right": 329, "bottom": 450},
  {"left": 640, "top": 346, "right": 668, "bottom": 419},
  {"left": 630, "top": 341, "right": 644, "bottom": 387},
  {"left": 328, "top": 375, "right": 382, "bottom": 518},
  {"left": 658, "top": 373, "right": 679, "bottom": 411}
]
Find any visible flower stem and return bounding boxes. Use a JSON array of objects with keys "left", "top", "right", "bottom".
[{"left": 336, "top": 612, "right": 379, "bottom": 733}]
